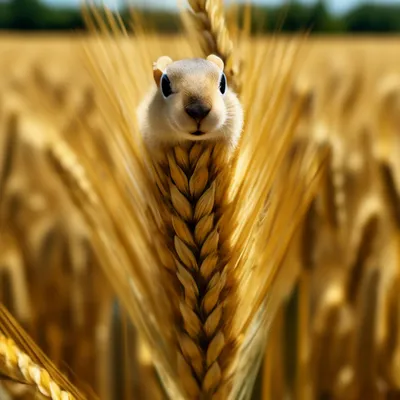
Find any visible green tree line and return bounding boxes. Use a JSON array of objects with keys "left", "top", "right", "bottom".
[{"left": 1, "top": 0, "right": 400, "bottom": 33}]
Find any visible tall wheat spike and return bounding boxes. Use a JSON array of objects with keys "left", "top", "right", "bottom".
[
  {"left": 0, "top": 305, "right": 87, "bottom": 400},
  {"left": 185, "top": 0, "right": 241, "bottom": 92},
  {"left": 147, "top": 141, "right": 239, "bottom": 398},
  {"left": 40, "top": 2, "right": 328, "bottom": 399}
]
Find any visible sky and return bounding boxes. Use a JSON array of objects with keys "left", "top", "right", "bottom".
[{"left": 42, "top": 0, "right": 400, "bottom": 15}]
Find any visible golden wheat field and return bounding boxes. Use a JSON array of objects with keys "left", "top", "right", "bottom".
[{"left": 1, "top": 4, "right": 400, "bottom": 400}]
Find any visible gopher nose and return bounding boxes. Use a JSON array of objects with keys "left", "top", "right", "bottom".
[{"left": 185, "top": 102, "right": 211, "bottom": 122}]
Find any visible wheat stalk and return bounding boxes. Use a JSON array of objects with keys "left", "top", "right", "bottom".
[
  {"left": 0, "top": 304, "right": 87, "bottom": 400},
  {"left": 0, "top": 113, "right": 18, "bottom": 227},
  {"left": 186, "top": 0, "right": 241, "bottom": 93},
  {"left": 149, "top": 141, "right": 237, "bottom": 399},
  {"left": 0, "top": 334, "right": 76, "bottom": 400}
]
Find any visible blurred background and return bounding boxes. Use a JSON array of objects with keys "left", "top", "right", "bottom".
[{"left": 1, "top": 0, "right": 400, "bottom": 33}]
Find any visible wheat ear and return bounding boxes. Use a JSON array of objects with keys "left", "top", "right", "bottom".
[
  {"left": 0, "top": 304, "right": 87, "bottom": 400},
  {"left": 186, "top": 0, "right": 240, "bottom": 92},
  {"left": 151, "top": 141, "right": 236, "bottom": 399},
  {"left": 0, "top": 334, "right": 76, "bottom": 400}
]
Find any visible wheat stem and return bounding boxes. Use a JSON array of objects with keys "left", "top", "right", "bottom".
[{"left": 0, "top": 114, "right": 18, "bottom": 227}]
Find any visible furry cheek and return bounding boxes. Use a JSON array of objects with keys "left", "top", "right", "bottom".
[
  {"left": 200, "top": 111, "right": 225, "bottom": 132},
  {"left": 163, "top": 98, "right": 194, "bottom": 133},
  {"left": 201, "top": 101, "right": 226, "bottom": 132},
  {"left": 173, "top": 111, "right": 198, "bottom": 132}
]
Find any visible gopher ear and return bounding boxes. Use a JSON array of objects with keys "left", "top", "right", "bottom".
[
  {"left": 153, "top": 56, "right": 173, "bottom": 86},
  {"left": 207, "top": 54, "right": 224, "bottom": 71}
]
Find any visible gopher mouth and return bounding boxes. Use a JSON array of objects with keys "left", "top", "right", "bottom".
[{"left": 191, "top": 130, "right": 206, "bottom": 136}]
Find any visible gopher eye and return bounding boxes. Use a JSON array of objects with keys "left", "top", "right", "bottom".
[
  {"left": 160, "top": 74, "right": 173, "bottom": 98},
  {"left": 219, "top": 73, "right": 227, "bottom": 95}
]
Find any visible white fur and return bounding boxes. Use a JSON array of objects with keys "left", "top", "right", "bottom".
[{"left": 137, "top": 58, "right": 244, "bottom": 150}]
